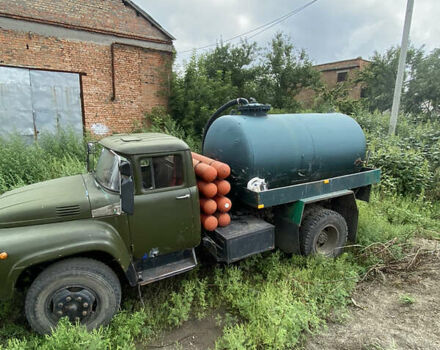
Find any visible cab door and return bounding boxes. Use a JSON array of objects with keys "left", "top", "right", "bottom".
[{"left": 128, "top": 152, "right": 199, "bottom": 259}]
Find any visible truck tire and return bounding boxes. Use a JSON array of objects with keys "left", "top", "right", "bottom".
[
  {"left": 25, "top": 257, "right": 121, "bottom": 334},
  {"left": 300, "top": 208, "right": 348, "bottom": 257}
]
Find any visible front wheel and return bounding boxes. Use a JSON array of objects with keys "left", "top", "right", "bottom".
[
  {"left": 300, "top": 208, "right": 348, "bottom": 257},
  {"left": 25, "top": 258, "right": 121, "bottom": 334}
]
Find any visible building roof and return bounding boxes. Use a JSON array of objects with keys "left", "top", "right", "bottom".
[
  {"left": 0, "top": 0, "right": 174, "bottom": 43},
  {"left": 123, "top": 0, "right": 175, "bottom": 40},
  {"left": 314, "top": 57, "right": 370, "bottom": 72},
  {"left": 100, "top": 133, "right": 189, "bottom": 155}
]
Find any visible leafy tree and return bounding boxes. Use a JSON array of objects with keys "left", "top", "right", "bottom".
[
  {"left": 202, "top": 41, "right": 260, "bottom": 97},
  {"left": 168, "top": 34, "right": 320, "bottom": 136},
  {"left": 257, "top": 33, "right": 320, "bottom": 109},
  {"left": 169, "top": 56, "right": 238, "bottom": 136},
  {"left": 356, "top": 46, "right": 422, "bottom": 112},
  {"left": 404, "top": 48, "right": 440, "bottom": 118}
]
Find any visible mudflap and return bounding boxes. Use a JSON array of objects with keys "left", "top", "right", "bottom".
[{"left": 273, "top": 204, "right": 302, "bottom": 254}]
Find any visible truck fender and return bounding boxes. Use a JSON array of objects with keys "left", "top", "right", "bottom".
[{"left": 0, "top": 219, "right": 133, "bottom": 300}]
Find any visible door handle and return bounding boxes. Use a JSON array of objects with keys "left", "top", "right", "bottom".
[{"left": 176, "top": 194, "right": 190, "bottom": 200}]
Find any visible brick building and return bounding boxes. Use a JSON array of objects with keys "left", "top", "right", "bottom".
[
  {"left": 0, "top": 0, "right": 174, "bottom": 138},
  {"left": 296, "top": 57, "right": 370, "bottom": 107}
]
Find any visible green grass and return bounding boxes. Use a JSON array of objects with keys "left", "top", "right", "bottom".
[
  {"left": 0, "top": 194, "right": 438, "bottom": 350},
  {"left": 399, "top": 294, "right": 416, "bottom": 306}
]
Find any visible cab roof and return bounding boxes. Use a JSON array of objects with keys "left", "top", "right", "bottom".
[{"left": 99, "top": 133, "right": 190, "bottom": 155}]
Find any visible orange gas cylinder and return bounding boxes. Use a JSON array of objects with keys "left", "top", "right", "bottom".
[
  {"left": 192, "top": 152, "right": 231, "bottom": 179},
  {"left": 215, "top": 195, "right": 232, "bottom": 213},
  {"left": 201, "top": 214, "right": 218, "bottom": 231},
  {"left": 193, "top": 159, "right": 217, "bottom": 182},
  {"left": 200, "top": 198, "right": 217, "bottom": 215},
  {"left": 214, "top": 179, "right": 231, "bottom": 196},
  {"left": 197, "top": 181, "right": 218, "bottom": 198},
  {"left": 215, "top": 212, "right": 231, "bottom": 227}
]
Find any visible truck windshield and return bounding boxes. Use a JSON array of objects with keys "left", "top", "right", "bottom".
[{"left": 95, "top": 148, "right": 120, "bottom": 192}]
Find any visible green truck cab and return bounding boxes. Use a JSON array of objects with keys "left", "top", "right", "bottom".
[{"left": 0, "top": 101, "right": 380, "bottom": 334}]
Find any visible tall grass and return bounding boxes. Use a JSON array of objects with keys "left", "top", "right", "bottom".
[{"left": 0, "top": 130, "right": 86, "bottom": 194}]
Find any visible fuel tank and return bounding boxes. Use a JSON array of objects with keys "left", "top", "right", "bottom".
[{"left": 203, "top": 104, "right": 366, "bottom": 190}]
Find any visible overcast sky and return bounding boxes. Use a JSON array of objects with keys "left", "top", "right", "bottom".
[{"left": 136, "top": 0, "right": 439, "bottom": 67}]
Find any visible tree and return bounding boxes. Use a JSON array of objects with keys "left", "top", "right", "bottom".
[
  {"left": 404, "top": 48, "right": 440, "bottom": 118},
  {"left": 168, "top": 34, "right": 320, "bottom": 136},
  {"left": 202, "top": 41, "right": 260, "bottom": 97},
  {"left": 356, "top": 46, "right": 423, "bottom": 112},
  {"left": 258, "top": 33, "right": 320, "bottom": 109},
  {"left": 169, "top": 55, "right": 238, "bottom": 136}
]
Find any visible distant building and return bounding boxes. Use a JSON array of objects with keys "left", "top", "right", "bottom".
[
  {"left": 0, "top": 0, "right": 174, "bottom": 138},
  {"left": 296, "top": 57, "right": 370, "bottom": 107}
]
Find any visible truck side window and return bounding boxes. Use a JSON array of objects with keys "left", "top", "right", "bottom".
[
  {"left": 140, "top": 155, "right": 184, "bottom": 190},
  {"left": 140, "top": 159, "right": 153, "bottom": 189},
  {"left": 153, "top": 155, "right": 183, "bottom": 189}
]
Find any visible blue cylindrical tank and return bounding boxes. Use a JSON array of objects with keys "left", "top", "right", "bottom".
[{"left": 203, "top": 108, "right": 366, "bottom": 190}]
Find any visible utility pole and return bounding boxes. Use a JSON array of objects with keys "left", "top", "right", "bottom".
[{"left": 389, "top": 0, "right": 414, "bottom": 135}]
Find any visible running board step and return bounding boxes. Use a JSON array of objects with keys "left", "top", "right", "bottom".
[{"left": 138, "top": 249, "right": 197, "bottom": 285}]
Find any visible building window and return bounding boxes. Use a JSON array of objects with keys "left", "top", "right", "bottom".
[
  {"left": 360, "top": 87, "right": 367, "bottom": 98},
  {"left": 337, "top": 71, "right": 348, "bottom": 83}
]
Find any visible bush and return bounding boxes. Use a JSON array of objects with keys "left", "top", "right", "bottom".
[
  {"left": 352, "top": 110, "right": 440, "bottom": 199},
  {"left": 136, "top": 106, "right": 201, "bottom": 152}
]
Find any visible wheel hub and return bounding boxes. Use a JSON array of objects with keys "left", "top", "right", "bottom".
[
  {"left": 317, "top": 231, "right": 328, "bottom": 245},
  {"left": 52, "top": 289, "right": 95, "bottom": 322}
]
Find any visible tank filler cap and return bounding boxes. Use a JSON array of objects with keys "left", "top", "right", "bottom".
[{"left": 238, "top": 103, "right": 271, "bottom": 116}]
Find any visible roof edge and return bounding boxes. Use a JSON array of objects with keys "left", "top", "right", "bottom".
[
  {"left": 123, "top": 0, "right": 175, "bottom": 41},
  {"left": 314, "top": 57, "right": 371, "bottom": 68}
]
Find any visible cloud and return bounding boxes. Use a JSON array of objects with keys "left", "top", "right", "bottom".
[{"left": 136, "top": 0, "right": 439, "bottom": 64}]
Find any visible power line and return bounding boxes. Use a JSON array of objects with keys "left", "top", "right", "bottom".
[{"left": 178, "top": 0, "right": 319, "bottom": 54}]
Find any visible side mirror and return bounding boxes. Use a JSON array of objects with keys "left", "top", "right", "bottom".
[
  {"left": 87, "top": 142, "right": 96, "bottom": 153},
  {"left": 119, "top": 161, "right": 134, "bottom": 215},
  {"left": 119, "top": 161, "right": 131, "bottom": 177},
  {"left": 86, "top": 142, "right": 97, "bottom": 172}
]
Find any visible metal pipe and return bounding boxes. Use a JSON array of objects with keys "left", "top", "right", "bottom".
[{"left": 202, "top": 98, "right": 249, "bottom": 152}]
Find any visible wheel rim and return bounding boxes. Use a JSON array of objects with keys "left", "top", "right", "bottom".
[
  {"left": 314, "top": 224, "right": 340, "bottom": 256},
  {"left": 46, "top": 286, "right": 99, "bottom": 325}
]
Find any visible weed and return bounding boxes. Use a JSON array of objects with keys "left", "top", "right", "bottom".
[{"left": 399, "top": 294, "right": 416, "bottom": 305}]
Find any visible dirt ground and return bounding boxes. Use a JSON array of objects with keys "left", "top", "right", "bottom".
[
  {"left": 143, "top": 239, "right": 440, "bottom": 350},
  {"left": 142, "top": 312, "right": 223, "bottom": 350},
  {"left": 306, "top": 238, "right": 440, "bottom": 350}
]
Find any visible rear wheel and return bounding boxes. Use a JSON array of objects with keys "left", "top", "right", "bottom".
[
  {"left": 300, "top": 208, "right": 348, "bottom": 257},
  {"left": 25, "top": 258, "right": 121, "bottom": 334}
]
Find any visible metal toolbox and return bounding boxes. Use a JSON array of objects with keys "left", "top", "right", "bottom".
[{"left": 204, "top": 216, "right": 275, "bottom": 263}]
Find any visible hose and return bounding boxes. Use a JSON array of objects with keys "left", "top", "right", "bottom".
[{"left": 202, "top": 98, "right": 249, "bottom": 151}]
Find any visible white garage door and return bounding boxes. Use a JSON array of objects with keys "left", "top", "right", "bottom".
[{"left": 0, "top": 66, "right": 83, "bottom": 140}]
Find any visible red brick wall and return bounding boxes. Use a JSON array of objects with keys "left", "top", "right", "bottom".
[
  {"left": 0, "top": 0, "right": 170, "bottom": 42},
  {"left": 320, "top": 68, "right": 362, "bottom": 100},
  {"left": 0, "top": 28, "right": 172, "bottom": 134},
  {"left": 296, "top": 58, "right": 370, "bottom": 107}
]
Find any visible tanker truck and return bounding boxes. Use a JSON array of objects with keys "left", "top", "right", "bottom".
[{"left": 0, "top": 99, "right": 380, "bottom": 334}]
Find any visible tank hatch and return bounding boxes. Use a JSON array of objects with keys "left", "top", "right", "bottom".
[{"left": 237, "top": 103, "right": 271, "bottom": 116}]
